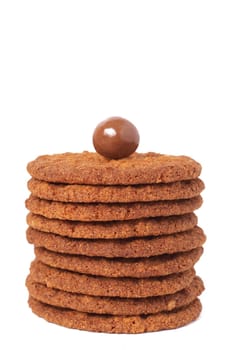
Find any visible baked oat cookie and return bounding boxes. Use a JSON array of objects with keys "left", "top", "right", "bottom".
[
  {"left": 26, "top": 226, "right": 206, "bottom": 258},
  {"left": 27, "top": 152, "right": 202, "bottom": 185},
  {"left": 25, "top": 119, "right": 205, "bottom": 333},
  {"left": 34, "top": 246, "right": 203, "bottom": 278},
  {"left": 27, "top": 178, "right": 204, "bottom": 203},
  {"left": 26, "top": 275, "right": 204, "bottom": 315},
  {"left": 25, "top": 195, "right": 202, "bottom": 221},
  {"left": 28, "top": 297, "right": 202, "bottom": 333},
  {"left": 30, "top": 260, "right": 196, "bottom": 298},
  {"left": 26, "top": 212, "right": 198, "bottom": 239}
]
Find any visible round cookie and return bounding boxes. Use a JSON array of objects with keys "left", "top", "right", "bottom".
[
  {"left": 26, "top": 275, "right": 204, "bottom": 315},
  {"left": 34, "top": 246, "right": 203, "bottom": 278},
  {"left": 25, "top": 195, "right": 202, "bottom": 221},
  {"left": 26, "top": 212, "right": 198, "bottom": 239},
  {"left": 26, "top": 226, "right": 206, "bottom": 258},
  {"left": 28, "top": 297, "right": 202, "bottom": 334},
  {"left": 27, "top": 152, "right": 202, "bottom": 185},
  {"left": 30, "top": 260, "right": 196, "bottom": 298},
  {"left": 27, "top": 178, "right": 204, "bottom": 203}
]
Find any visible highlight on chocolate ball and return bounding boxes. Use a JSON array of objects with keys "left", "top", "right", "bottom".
[{"left": 92, "top": 117, "right": 140, "bottom": 159}]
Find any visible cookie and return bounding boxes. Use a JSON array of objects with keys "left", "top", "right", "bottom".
[
  {"left": 26, "top": 212, "right": 197, "bottom": 239},
  {"left": 26, "top": 226, "right": 206, "bottom": 258},
  {"left": 30, "top": 260, "right": 196, "bottom": 298},
  {"left": 27, "top": 152, "right": 201, "bottom": 185},
  {"left": 25, "top": 195, "right": 202, "bottom": 221},
  {"left": 28, "top": 297, "right": 202, "bottom": 333},
  {"left": 34, "top": 246, "right": 203, "bottom": 278},
  {"left": 27, "top": 178, "right": 204, "bottom": 203},
  {"left": 26, "top": 275, "right": 204, "bottom": 315}
]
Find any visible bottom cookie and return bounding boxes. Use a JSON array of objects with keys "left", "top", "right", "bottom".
[{"left": 28, "top": 297, "right": 202, "bottom": 334}]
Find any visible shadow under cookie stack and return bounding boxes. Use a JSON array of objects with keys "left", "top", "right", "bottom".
[{"left": 25, "top": 151, "right": 205, "bottom": 334}]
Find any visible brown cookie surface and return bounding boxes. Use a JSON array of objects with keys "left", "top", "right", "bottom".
[
  {"left": 34, "top": 246, "right": 203, "bottom": 278},
  {"left": 26, "top": 275, "right": 204, "bottom": 316},
  {"left": 25, "top": 195, "right": 202, "bottom": 221},
  {"left": 30, "top": 260, "right": 195, "bottom": 297},
  {"left": 27, "top": 226, "right": 206, "bottom": 258},
  {"left": 27, "top": 152, "right": 201, "bottom": 185},
  {"left": 27, "top": 212, "right": 197, "bottom": 239},
  {"left": 28, "top": 297, "right": 202, "bottom": 333},
  {"left": 27, "top": 178, "right": 204, "bottom": 203}
]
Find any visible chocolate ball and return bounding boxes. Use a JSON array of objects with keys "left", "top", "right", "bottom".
[{"left": 93, "top": 117, "right": 140, "bottom": 159}]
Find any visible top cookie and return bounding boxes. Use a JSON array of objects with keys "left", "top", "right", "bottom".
[{"left": 27, "top": 152, "right": 201, "bottom": 185}]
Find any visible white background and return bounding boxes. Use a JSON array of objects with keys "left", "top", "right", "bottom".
[{"left": 0, "top": 0, "right": 233, "bottom": 349}]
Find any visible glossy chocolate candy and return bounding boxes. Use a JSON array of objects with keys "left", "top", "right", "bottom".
[{"left": 93, "top": 117, "right": 140, "bottom": 159}]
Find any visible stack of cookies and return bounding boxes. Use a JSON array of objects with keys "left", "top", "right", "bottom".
[{"left": 25, "top": 151, "right": 205, "bottom": 334}]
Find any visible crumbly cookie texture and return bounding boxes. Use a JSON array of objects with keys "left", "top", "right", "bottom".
[
  {"left": 26, "top": 275, "right": 204, "bottom": 316},
  {"left": 28, "top": 297, "right": 202, "bottom": 334},
  {"left": 30, "top": 260, "right": 195, "bottom": 298},
  {"left": 26, "top": 226, "right": 206, "bottom": 258},
  {"left": 26, "top": 150, "right": 205, "bottom": 333},
  {"left": 25, "top": 195, "right": 202, "bottom": 221},
  {"left": 27, "top": 178, "right": 204, "bottom": 203},
  {"left": 26, "top": 212, "right": 198, "bottom": 239},
  {"left": 34, "top": 246, "right": 203, "bottom": 278},
  {"left": 27, "top": 152, "right": 202, "bottom": 185}
]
